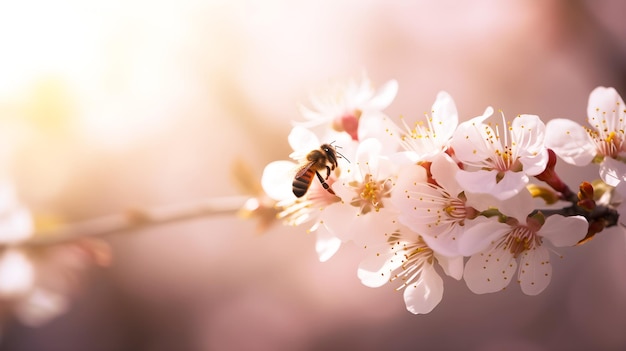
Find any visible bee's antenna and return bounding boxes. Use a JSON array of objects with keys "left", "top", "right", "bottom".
[
  {"left": 328, "top": 141, "right": 350, "bottom": 163},
  {"left": 338, "top": 150, "right": 350, "bottom": 163},
  {"left": 335, "top": 147, "right": 350, "bottom": 163}
]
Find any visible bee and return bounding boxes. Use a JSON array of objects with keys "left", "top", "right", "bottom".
[{"left": 292, "top": 143, "right": 340, "bottom": 198}]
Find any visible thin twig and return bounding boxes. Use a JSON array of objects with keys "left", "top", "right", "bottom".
[{"left": 25, "top": 196, "right": 250, "bottom": 247}]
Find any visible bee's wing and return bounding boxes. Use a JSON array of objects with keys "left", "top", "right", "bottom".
[
  {"left": 262, "top": 161, "right": 298, "bottom": 200},
  {"left": 288, "top": 149, "right": 309, "bottom": 163},
  {"left": 294, "top": 161, "right": 315, "bottom": 179}
]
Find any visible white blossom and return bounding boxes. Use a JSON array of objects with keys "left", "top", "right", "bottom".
[
  {"left": 386, "top": 91, "right": 458, "bottom": 164},
  {"left": 323, "top": 138, "right": 399, "bottom": 252},
  {"left": 358, "top": 230, "right": 463, "bottom": 314},
  {"left": 261, "top": 127, "right": 344, "bottom": 260},
  {"left": 546, "top": 87, "right": 626, "bottom": 188},
  {"left": 460, "top": 191, "right": 587, "bottom": 295},
  {"left": 391, "top": 153, "right": 482, "bottom": 257},
  {"left": 298, "top": 72, "right": 398, "bottom": 142},
  {"left": 451, "top": 108, "right": 548, "bottom": 200}
]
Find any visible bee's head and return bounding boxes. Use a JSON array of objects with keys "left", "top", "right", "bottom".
[{"left": 326, "top": 141, "right": 349, "bottom": 164}]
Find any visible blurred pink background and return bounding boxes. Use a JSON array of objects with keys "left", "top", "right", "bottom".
[{"left": 1, "top": 0, "right": 625, "bottom": 350}]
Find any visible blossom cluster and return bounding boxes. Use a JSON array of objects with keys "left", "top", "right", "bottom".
[{"left": 261, "top": 74, "right": 624, "bottom": 314}]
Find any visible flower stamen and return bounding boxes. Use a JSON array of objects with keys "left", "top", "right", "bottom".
[
  {"left": 499, "top": 225, "right": 542, "bottom": 258},
  {"left": 349, "top": 173, "right": 392, "bottom": 214}
]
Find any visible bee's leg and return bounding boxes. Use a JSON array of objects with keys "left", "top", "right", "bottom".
[
  {"left": 324, "top": 165, "right": 331, "bottom": 179},
  {"left": 315, "top": 171, "right": 336, "bottom": 195}
]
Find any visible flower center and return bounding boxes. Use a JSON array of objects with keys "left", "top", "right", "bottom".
[
  {"left": 443, "top": 198, "right": 468, "bottom": 220},
  {"left": 587, "top": 128, "right": 624, "bottom": 159},
  {"left": 488, "top": 121, "right": 524, "bottom": 173},
  {"left": 349, "top": 173, "right": 391, "bottom": 215},
  {"left": 386, "top": 235, "right": 434, "bottom": 289},
  {"left": 501, "top": 225, "right": 541, "bottom": 258},
  {"left": 277, "top": 183, "right": 340, "bottom": 226},
  {"left": 332, "top": 109, "right": 362, "bottom": 141}
]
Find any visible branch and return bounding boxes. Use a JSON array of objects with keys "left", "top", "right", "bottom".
[{"left": 24, "top": 196, "right": 250, "bottom": 247}]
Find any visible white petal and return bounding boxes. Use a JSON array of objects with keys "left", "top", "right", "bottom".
[
  {"left": 466, "top": 189, "right": 532, "bottom": 222},
  {"left": 403, "top": 264, "right": 444, "bottom": 314},
  {"left": 394, "top": 181, "right": 446, "bottom": 233},
  {"left": 545, "top": 119, "right": 596, "bottom": 166},
  {"left": 463, "top": 242, "right": 517, "bottom": 294},
  {"left": 434, "top": 253, "right": 464, "bottom": 280},
  {"left": 356, "top": 138, "right": 383, "bottom": 175},
  {"left": 600, "top": 157, "right": 626, "bottom": 187},
  {"left": 430, "top": 91, "right": 459, "bottom": 143},
  {"left": 364, "top": 79, "right": 398, "bottom": 111},
  {"left": 298, "top": 104, "right": 327, "bottom": 124},
  {"left": 325, "top": 203, "right": 398, "bottom": 248},
  {"left": 288, "top": 126, "right": 320, "bottom": 158},
  {"left": 511, "top": 114, "right": 546, "bottom": 158},
  {"left": 587, "top": 86, "right": 626, "bottom": 130},
  {"left": 518, "top": 246, "right": 551, "bottom": 295},
  {"left": 315, "top": 226, "right": 342, "bottom": 262},
  {"left": 456, "top": 169, "right": 528, "bottom": 200},
  {"left": 388, "top": 150, "right": 422, "bottom": 165},
  {"left": 463, "top": 191, "right": 503, "bottom": 213},
  {"left": 455, "top": 169, "right": 499, "bottom": 194},
  {"left": 539, "top": 214, "right": 588, "bottom": 247},
  {"left": 457, "top": 217, "right": 511, "bottom": 256},
  {"left": 357, "top": 113, "right": 400, "bottom": 154},
  {"left": 494, "top": 188, "right": 534, "bottom": 221},
  {"left": 519, "top": 148, "right": 549, "bottom": 176},
  {"left": 421, "top": 229, "right": 463, "bottom": 257},
  {"left": 451, "top": 107, "right": 495, "bottom": 163},
  {"left": 430, "top": 153, "right": 462, "bottom": 196},
  {"left": 491, "top": 172, "right": 530, "bottom": 200},
  {"left": 261, "top": 161, "right": 297, "bottom": 201},
  {"left": 357, "top": 247, "right": 400, "bottom": 288}
]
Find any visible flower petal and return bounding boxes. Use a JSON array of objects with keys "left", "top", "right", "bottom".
[
  {"left": 511, "top": 114, "right": 546, "bottom": 160},
  {"left": 456, "top": 169, "right": 528, "bottom": 200},
  {"left": 431, "top": 91, "right": 458, "bottom": 144},
  {"left": 261, "top": 160, "right": 297, "bottom": 201},
  {"left": 457, "top": 217, "right": 510, "bottom": 256},
  {"left": 403, "top": 264, "right": 444, "bottom": 314},
  {"left": 600, "top": 157, "right": 626, "bottom": 187},
  {"left": 357, "top": 113, "right": 401, "bottom": 154},
  {"left": 493, "top": 188, "right": 534, "bottom": 221},
  {"left": 587, "top": 86, "right": 626, "bottom": 130},
  {"left": 364, "top": 79, "right": 398, "bottom": 111},
  {"left": 539, "top": 214, "right": 588, "bottom": 247},
  {"left": 435, "top": 253, "right": 464, "bottom": 280},
  {"left": 430, "top": 153, "right": 463, "bottom": 196},
  {"left": 518, "top": 246, "right": 551, "bottom": 295},
  {"left": 357, "top": 246, "right": 400, "bottom": 288},
  {"left": 519, "top": 148, "right": 549, "bottom": 176},
  {"left": 315, "top": 226, "right": 342, "bottom": 262},
  {"left": 288, "top": 126, "right": 320, "bottom": 160},
  {"left": 463, "top": 241, "right": 517, "bottom": 294},
  {"left": 451, "top": 107, "right": 495, "bottom": 163},
  {"left": 356, "top": 138, "right": 383, "bottom": 177},
  {"left": 545, "top": 118, "right": 596, "bottom": 166},
  {"left": 421, "top": 229, "right": 463, "bottom": 257}
]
